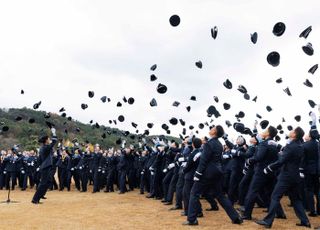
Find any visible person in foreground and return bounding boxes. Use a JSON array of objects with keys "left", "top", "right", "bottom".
[
  {"left": 31, "top": 127, "right": 57, "bottom": 204},
  {"left": 183, "top": 125, "right": 243, "bottom": 226},
  {"left": 255, "top": 126, "right": 311, "bottom": 228}
]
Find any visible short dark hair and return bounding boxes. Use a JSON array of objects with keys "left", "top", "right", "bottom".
[
  {"left": 192, "top": 138, "right": 202, "bottom": 149},
  {"left": 38, "top": 135, "right": 49, "bottom": 144},
  {"left": 295, "top": 127, "right": 305, "bottom": 140},
  {"left": 215, "top": 125, "right": 224, "bottom": 138},
  {"left": 268, "top": 126, "right": 278, "bottom": 139}
]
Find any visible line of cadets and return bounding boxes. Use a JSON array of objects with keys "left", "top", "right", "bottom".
[{"left": 1, "top": 111, "right": 320, "bottom": 228}]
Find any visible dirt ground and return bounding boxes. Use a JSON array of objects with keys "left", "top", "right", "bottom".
[{"left": 1, "top": 186, "right": 320, "bottom": 230}]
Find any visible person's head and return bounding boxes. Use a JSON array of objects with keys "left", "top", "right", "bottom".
[
  {"left": 261, "top": 126, "right": 278, "bottom": 140},
  {"left": 171, "top": 141, "right": 178, "bottom": 148},
  {"left": 289, "top": 126, "right": 305, "bottom": 141},
  {"left": 192, "top": 138, "right": 202, "bottom": 149},
  {"left": 94, "top": 145, "right": 100, "bottom": 153},
  {"left": 209, "top": 125, "right": 224, "bottom": 138},
  {"left": 249, "top": 136, "right": 258, "bottom": 146},
  {"left": 309, "top": 129, "right": 320, "bottom": 140},
  {"left": 38, "top": 135, "right": 50, "bottom": 145},
  {"left": 236, "top": 136, "right": 246, "bottom": 146}
]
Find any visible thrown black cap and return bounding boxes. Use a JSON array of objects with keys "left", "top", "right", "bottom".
[
  {"left": 211, "top": 26, "right": 218, "bottom": 39},
  {"left": 169, "top": 117, "right": 178, "bottom": 125},
  {"left": 116, "top": 138, "right": 122, "bottom": 145},
  {"left": 190, "top": 96, "right": 196, "bottom": 101},
  {"left": 95, "top": 122, "right": 100, "bottom": 129},
  {"left": 33, "top": 101, "right": 41, "bottom": 110},
  {"left": 45, "top": 121, "right": 54, "bottom": 129},
  {"left": 308, "top": 99, "right": 317, "bottom": 108},
  {"left": 81, "top": 103, "right": 88, "bottom": 110},
  {"left": 244, "top": 93, "right": 250, "bottom": 100},
  {"left": 15, "top": 116, "right": 22, "bottom": 121},
  {"left": 266, "top": 106, "right": 272, "bottom": 112},
  {"left": 21, "top": 89, "right": 24, "bottom": 94},
  {"left": 59, "top": 107, "right": 65, "bottom": 113},
  {"left": 76, "top": 128, "right": 80, "bottom": 132},
  {"left": 131, "top": 122, "right": 138, "bottom": 128},
  {"left": 251, "top": 32, "right": 258, "bottom": 44},
  {"left": 2, "top": 126, "right": 9, "bottom": 132},
  {"left": 267, "top": 51, "right": 280, "bottom": 67},
  {"left": 299, "top": 26, "right": 312, "bottom": 39},
  {"left": 182, "top": 128, "right": 186, "bottom": 135},
  {"left": 252, "top": 96, "right": 257, "bottom": 102},
  {"left": 225, "top": 120, "right": 232, "bottom": 128},
  {"left": 260, "top": 120, "right": 269, "bottom": 129},
  {"left": 273, "top": 22, "right": 286, "bottom": 36},
  {"left": 303, "top": 79, "right": 313, "bottom": 88},
  {"left": 101, "top": 133, "right": 106, "bottom": 139},
  {"left": 308, "top": 64, "right": 318, "bottom": 74},
  {"left": 150, "top": 98, "right": 157, "bottom": 107},
  {"left": 123, "top": 97, "right": 127, "bottom": 103},
  {"left": 162, "top": 124, "right": 169, "bottom": 130},
  {"left": 223, "top": 103, "right": 230, "bottom": 110},
  {"left": 236, "top": 111, "right": 245, "bottom": 118},
  {"left": 189, "top": 125, "right": 194, "bottom": 130},
  {"left": 302, "top": 43, "right": 314, "bottom": 56},
  {"left": 61, "top": 113, "right": 66, "bottom": 118},
  {"left": 198, "top": 123, "right": 204, "bottom": 129},
  {"left": 223, "top": 79, "right": 232, "bottom": 89},
  {"left": 179, "top": 119, "right": 186, "bottom": 126},
  {"left": 172, "top": 101, "right": 180, "bottom": 107},
  {"left": 147, "top": 123, "right": 154, "bottom": 129},
  {"left": 29, "top": 118, "right": 35, "bottom": 124},
  {"left": 101, "top": 96, "right": 107, "bottom": 103},
  {"left": 128, "top": 97, "right": 135, "bottom": 105},
  {"left": 150, "top": 64, "right": 157, "bottom": 71},
  {"left": 276, "top": 78, "right": 282, "bottom": 83},
  {"left": 238, "top": 85, "right": 247, "bottom": 94},
  {"left": 157, "top": 83, "right": 167, "bottom": 94},
  {"left": 150, "top": 74, "right": 157, "bottom": 82},
  {"left": 169, "top": 15, "right": 180, "bottom": 27},
  {"left": 213, "top": 96, "right": 219, "bottom": 103},
  {"left": 283, "top": 87, "right": 292, "bottom": 96},
  {"left": 118, "top": 115, "right": 125, "bottom": 122},
  {"left": 233, "top": 123, "right": 245, "bottom": 133},
  {"left": 195, "top": 61, "right": 202, "bottom": 69},
  {"left": 88, "top": 91, "right": 94, "bottom": 98},
  {"left": 117, "top": 102, "right": 122, "bottom": 107},
  {"left": 294, "top": 115, "right": 301, "bottom": 122},
  {"left": 186, "top": 106, "right": 191, "bottom": 112},
  {"left": 277, "top": 124, "right": 283, "bottom": 130},
  {"left": 256, "top": 113, "right": 262, "bottom": 119},
  {"left": 287, "top": 125, "right": 293, "bottom": 131}
]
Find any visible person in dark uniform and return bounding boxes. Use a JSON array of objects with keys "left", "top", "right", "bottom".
[
  {"left": 242, "top": 126, "right": 283, "bottom": 220},
  {"left": 256, "top": 127, "right": 311, "bottom": 228},
  {"left": 182, "top": 137, "right": 202, "bottom": 216},
  {"left": 92, "top": 144, "right": 102, "bottom": 193},
  {"left": 4, "top": 150, "right": 19, "bottom": 190},
  {"left": 31, "top": 127, "right": 57, "bottom": 204},
  {"left": 105, "top": 149, "right": 117, "bottom": 192},
  {"left": 138, "top": 148, "right": 150, "bottom": 194},
  {"left": 56, "top": 148, "right": 70, "bottom": 191},
  {"left": 183, "top": 125, "right": 243, "bottom": 226},
  {"left": 301, "top": 112, "right": 320, "bottom": 216},
  {"left": 77, "top": 147, "right": 92, "bottom": 192},
  {"left": 67, "top": 149, "right": 81, "bottom": 191},
  {"left": 117, "top": 146, "right": 129, "bottom": 194}
]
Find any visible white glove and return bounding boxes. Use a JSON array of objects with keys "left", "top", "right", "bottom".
[
  {"left": 310, "top": 111, "right": 317, "bottom": 126},
  {"left": 141, "top": 171, "right": 144, "bottom": 175},
  {"left": 299, "top": 172, "right": 305, "bottom": 178},
  {"left": 36, "top": 167, "right": 40, "bottom": 172},
  {"left": 79, "top": 166, "right": 83, "bottom": 170},
  {"left": 263, "top": 168, "right": 268, "bottom": 174},
  {"left": 231, "top": 149, "right": 237, "bottom": 154},
  {"left": 3, "top": 171, "right": 7, "bottom": 174},
  {"left": 102, "top": 170, "right": 105, "bottom": 174},
  {"left": 168, "top": 163, "right": 175, "bottom": 169},
  {"left": 268, "top": 140, "right": 277, "bottom": 146},
  {"left": 181, "top": 162, "right": 187, "bottom": 167},
  {"left": 71, "top": 167, "right": 74, "bottom": 171},
  {"left": 51, "top": 128, "right": 56, "bottom": 136},
  {"left": 21, "top": 170, "right": 25, "bottom": 174},
  {"left": 193, "top": 152, "right": 201, "bottom": 162},
  {"left": 149, "top": 167, "right": 154, "bottom": 171},
  {"left": 31, "top": 161, "right": 34, "bottom": 166},
  {"left": 89, "top": 170, "right": 92, "bottom": 173},
  {"left": 163, "top": 169, "right": 168, "bottom": 173},
  {"left": 98, "top": 168, "right": 101, "bottom": 172},
  {"left": 150, "top": 171, "right": 154, "bottom": 176},
  {"left": 193, "top": 176, "right": 200, "bottom": 181},
  {"left": 242, "top": 169, "right": 247, "bottom": 175},
  {"left": 178, "top": 157, "right": 185, "bottom": 162},
  {"left": 222, "top": 154, "right": 230, "bottom": 159},
  {"left": 27, "top": 163, "right": 31, "bottom": 166}
]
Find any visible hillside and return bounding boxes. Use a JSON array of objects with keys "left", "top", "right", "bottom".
[{"left": 0, "top": 108, "right": 179, "bottom": 150}]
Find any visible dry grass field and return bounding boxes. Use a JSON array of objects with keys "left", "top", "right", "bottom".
[{"left": 1, "top": 186, "right": 320, "bottom": 230}]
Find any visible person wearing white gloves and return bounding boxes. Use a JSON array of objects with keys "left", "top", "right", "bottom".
[{"left": 31, "top": 127, "right": 57, "bottom": 204}]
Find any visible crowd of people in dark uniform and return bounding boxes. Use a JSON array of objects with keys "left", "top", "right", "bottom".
[{"left": 1, "top": 111, "right": 320, "bottom": 229}]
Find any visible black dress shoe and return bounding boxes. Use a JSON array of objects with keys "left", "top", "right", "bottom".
[
  {"left": 182, "top": 220, "right": 198, "bottom": 226},
  {"left": 255, "top": 220, "right": 271, "bottom": 228},
  {"left": 118, "top": 192, "right": 125, "bottom": 194},
  {"left": 31, "top": 200, "right": 42, "bottom": 204},
  {"left": 197, "top": 213, "right": 204, "bottom": 218},
  {"left": 296, "top": 222, "right": 311, "bottom": 228},
  {"left": 206, "top": 206, "right": 219, "bottom": 211},
  {"left": 169, "top": 206, "right": 182, "bottom": 211},
  {"left": 41, "top": 196, "right": 47, "bottom": 200},
  {"left": 140, "top": 191, "right": 144, "bottom": 195},
  {"left": 241, "top": 215, "right": 252, "bottom": 220},
  {"left": 275, "top": 214, "right": 287, "bottom": 219},
  {"left": 232, "top": 217, "right": 243, "bottom": 225},
  {"left": 164, "top": 202, "right": 173, "bottom": 205},
  {"left": 155, "top": 197, "right": 162, "bottom": 200},
  {"left": 146, "top": 194, "right": 154, "bottom": 198},
  {"left": 308, "top": 212, "right": 317, "bottom": 217}
]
